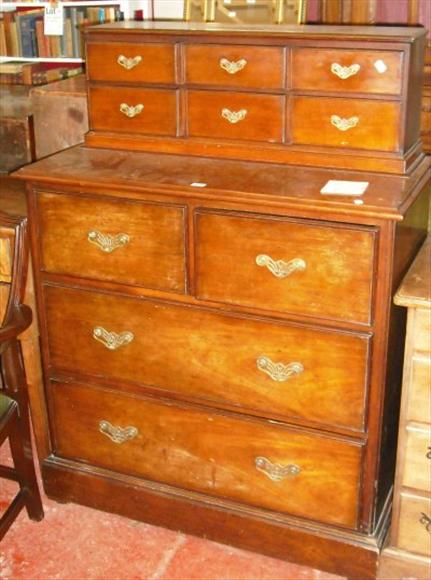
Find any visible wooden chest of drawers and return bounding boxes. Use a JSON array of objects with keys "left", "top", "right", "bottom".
[
  {"left": 16, "top": 144, "right": 430, "bottom": 579},
  {"left": 379, "top": 238, "right": 431, "bottom": 579},
  {"left": 84, "top": 22, "right": 428, "bottom": 175}
]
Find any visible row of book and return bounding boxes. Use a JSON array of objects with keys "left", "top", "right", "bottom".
[
  {"left": 0, "top": 6, "right": 123, "bottom": 60},
  {"left": 0, "top": 60, "right": 83, "bottom": 85}
]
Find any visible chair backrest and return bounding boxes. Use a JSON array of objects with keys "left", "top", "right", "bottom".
[{"left": 0, "top": 211, "right": 29, "bottom": 327}]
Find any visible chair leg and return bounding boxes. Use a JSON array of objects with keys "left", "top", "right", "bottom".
[{"left": 2, "top": 342, "right": 44, "bottom": 522}]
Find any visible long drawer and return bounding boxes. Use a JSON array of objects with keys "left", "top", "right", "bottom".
[
  {"left": 37, "top": 192, "right": 186, "bottom": 293},
  {"left": 195, "top": 210, "right": 376, "bottom": 325},
  {"left": 50, "top": 380, "right": 362, "bottom": 528},
  {"left": 44, "top": 285, "right": 370, "bottom": 432}
]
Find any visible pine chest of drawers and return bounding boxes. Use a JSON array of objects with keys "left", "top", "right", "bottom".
[{"left": 15, "top": 23, "right": 431, "bottom": 580}]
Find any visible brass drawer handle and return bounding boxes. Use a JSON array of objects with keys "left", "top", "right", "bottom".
[
  {"left": 87, "top": 230, "right": 130, "bottom": 253},
  {"left": 256, "top": 254, "right": 306, "bottom": 278},
  {"left": 330, "top": 62, "right": 360, "bottom": 80},
  {"left": 99, "top": 420, "right": 138, "bottom": 444},
  {"left": 221, "top": 108, "right": 247, "bottom": 124},
  {"left": 330, "top": 114, "right": 359, "bottom": 132},
  {"left": 120, "top": 103, "right": 144, "bottom": 118},
  {"left": 117, "top": 54, "right": 142, "bottom": 70},
  {"left": 257, "top": 356, "right": 304, "bottom": 382},
  {"left": 219, "top": 57, "right": 247, "bottom": 75},
  {"left": 419, "top": 512, "right": 431, "bottom": 533},
  {"left": 255, "top": 456, "right": 301, "bottom": 482},
  {"left": 93, "top": 326, "right": 134, "bottom": 350}
]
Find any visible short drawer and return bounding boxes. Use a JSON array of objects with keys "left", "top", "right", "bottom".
[
  {"left": 195, "top": 211, "right": 376, "bottom": 325},
  {"left": 44, "top": 285, "right": 370, "bottom": 432},
  {"left": 187, "top": 91, "right": 284, "bottom": 143},
  {"left": 407, "top": 355, "right": 431, "bottom": 424},
  {"left": 402, "top": 425, "right": 431, "bottom": 492},
  {"left": 50, "top": 380, "right": 362, "bottom": 528},
  {"left": 291, "top": 97, "right": 401, "bottom": 151},
  {"left": 37, "top": 192, "right": 186, "bottom": 293},
  {"left": 291, "top": 49, "right": 403, "bottom": 95},
  {"left": 86, "top": 42, "right": 176, "bottom": 84},
  {"left": 185, "top": 44, "right": 285, "bottom": 90},
  {"left": 88, "top": 86, "right": 178, "bottom": 136},
  {"left": 397, "top": 492, "right": 431, "bottom": 556},
  {"left": 413, "top": 309, "right": 431, "bottom": 353}
]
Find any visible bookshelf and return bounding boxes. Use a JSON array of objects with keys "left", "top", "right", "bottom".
[{"left": 0, "top": 1, "right": 148, "bottom": 65}]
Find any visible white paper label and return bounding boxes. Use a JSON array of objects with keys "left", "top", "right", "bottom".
[
  {"left": 320, "top": 180, "right": 369, "bottom": 196},
  {"left": 190, "top": 182, "right": 207, "bottom": 188},
  {"left": 44, "top": 4, "right": 64, "bottom": 36}
]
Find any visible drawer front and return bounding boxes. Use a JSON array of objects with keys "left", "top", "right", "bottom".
[
  {"left": 44, "top": 285, "right": 370, "bottom": 432},
  {"left": 51, "top": 380, "right": 362, "bottom": 528},
  {"left": 402, "top": 425, "right": 431, "bottom": 492},
  {"left": 195, "top": 211, "right": 376, "bottom": 325},
  {"left": 292, "top": 49, "right": 403, "bottom": 95},
  {"left": 38, "top": 192, "right": 186, "bottom": 293},
  {"left": 185, "top": 44, "right": 285, "bottom": 90},
  {"left": 86, "top": 42, "right": 176, "bottom": 84},
  {"left": 291, "top": 97, "right": 401, "bottom": 151},
  {"left": 407, "top": 355, "right": 431, "bottom": 424},
  {"left": 89, "top": 86, "right": 178, "bottom": 136},
  {"left": 413, "top": 309, "right": 431, "bottom": 353},
  {"left": 187, "top": 91, "right": 284, "bottom": 143},
  {"left": 397, "top": 492, "right": 431, "bottom": 556}
]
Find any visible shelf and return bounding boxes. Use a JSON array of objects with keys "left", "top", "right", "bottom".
[
  {"left": 0, "top": 1, "right": 122, "bottom": 8},
  {"left": 0, "top": 56, "right": 84, "bottom": 62}
]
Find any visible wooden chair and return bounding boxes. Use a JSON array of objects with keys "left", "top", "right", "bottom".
[{"left": 0, "top": 211, "right": 43, "bottom": 540}]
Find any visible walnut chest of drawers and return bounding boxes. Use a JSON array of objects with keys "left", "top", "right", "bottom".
[
  {"left": 379, "top": 237, "right": 431, "bottom": 579},
  {"left": 15, "top": 23, "right": 431, "bottom": 580}
]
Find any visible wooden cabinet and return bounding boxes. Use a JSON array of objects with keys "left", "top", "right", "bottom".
[
  {"left": 84, "top": 23, "right": 428, "bottom": 174},
  {"left": 14, "top": 23, "right": 431, "bottom": 580},
  {"left": 379, "top": 237, "right": 431, "bottom": 579}
]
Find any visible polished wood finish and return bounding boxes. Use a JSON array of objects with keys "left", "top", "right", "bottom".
[
  {"left": 86, "top": 42, "right": 176, "bottom": 84},
  {"left": 37, "top": 191, "right": 186, "bottom": 292},
  {"left": 14, "top": 141, "right": 430, "bottom": 578},
  {"left": 379, "top": 237, "right": 431, "bottom": 577},
  {"left": 0, "top": 211, "right": 44, "bottom": 540},
  {"left": 50, "top": 379, "right": 362, "bottom": 528},
  {"left": 83, "top": 22, "right": 428, "bottom": 174},
  {"left": 88, "top": 86, "right": 178, "bottom": 136},
  {"left": 43, "top": 284, "right": 369, "bottom": 432},
  {"left": 195, "top": 210, "right": 376, "bottom": 324}
]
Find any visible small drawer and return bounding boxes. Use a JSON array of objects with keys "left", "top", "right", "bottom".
[
  {"left": 88, "top": 86, "right": 178, "bottom": 136},
  {"left": 50, "top": 380, "right": 362, "bottom": 528},
  {"left": 413, "top": 309, "right": 431, "bottom": 353},
  {"left": 187, "top": 91, "right": 284, "bottom": 143},
  {"left": 44, "top": 285, "right": 370, "bottom": 432},
  {"left": 37, "top": 192, "right": 186, "bottom": 293},
  {"left": 195, "top": 211, "right": 376, "bottom": 325},
  {"left": 291, "top": 97, "right": 401, "bottom": 152},
  {"left": 291, "top": 49, "right": 403, "bottom": 95},
  {"left": 185, "top": 44, "right": 285, "bottom": 90},
  {"left": 407, "top": 355, "right": 431, "bottom": 424},
  {"left": 86, "top": 42, "right": 176, "bottom": 84},
  {"left": 397, "top": 492, "right": 431, "bottom": 556},
  {"left": 402, "top": 425, "right": 431, "bottom": 492}
]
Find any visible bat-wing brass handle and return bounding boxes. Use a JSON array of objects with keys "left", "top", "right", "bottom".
[
  {"left": 330, "top": 62, "right": 361, "bottom": 79},
  {"left": 117, "top": 54, "right": 142, "bottom": 70},
  {"left": 87, "top": 230, "right": 130, "bottom": 253},
  {"left": 330, "top": 115, "right": 359, "bottom": 132},
  {"left": 255, "top": 456, "right": 301, "bottom": 482},
  {"left": 257, "top": 356, "right": 304, "bottom": 382},
  {"left": 93, "top": 326, "right": 134, "bottom": 351},
  {"left": 256, "top": 254, "right": 306, "bottom": 278},
  {"left": 99, "top": 420, "right": 138, "bottom": 444},
  {"left": 219, "top": 58, "right": 247, "bottom": 75},
  {"left": 120, "top": 103, "right": 144, "bottom": 118}
]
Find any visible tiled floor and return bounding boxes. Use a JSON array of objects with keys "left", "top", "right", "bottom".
[{"left": 0, "top": 441, "right": 343, "bottom": 580}]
